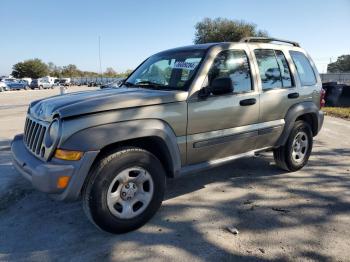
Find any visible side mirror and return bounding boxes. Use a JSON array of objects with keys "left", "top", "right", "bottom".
[
  {"left": 198, "top": 77, "right": 234, "bottom": 99},
  {"left": 211, "top": 77, "right": 233, "bottom": 95}
]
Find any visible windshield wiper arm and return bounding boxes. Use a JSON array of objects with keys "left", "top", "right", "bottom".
[
  {"left": 123, "top": 81, "right": 137, "bottom": 88},
  {"left": 124, "top": 81, "right": 174, "bottom": 90},
  {"left": 135, "top": 81, "right": 166, "bottom": 87}
]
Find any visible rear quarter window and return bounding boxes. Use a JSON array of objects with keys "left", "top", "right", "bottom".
[{"left": 290, "top": 51, "right": 316, "bottom": 86}]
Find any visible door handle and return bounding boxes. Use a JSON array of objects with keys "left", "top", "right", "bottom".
[
  {"left": 240, "top": 98, "right": 256, "bottom": 106},
  {"left": 288, "top": 92, "right": 299, "bottom": 99}
]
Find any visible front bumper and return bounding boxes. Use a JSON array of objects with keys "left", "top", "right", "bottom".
[{"left": 11, "top": 134, "right": 99, "bottom": 201}]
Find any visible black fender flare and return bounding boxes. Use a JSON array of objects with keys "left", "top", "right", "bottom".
[
  {"left": 276, "top": 102, "right": 323, "bottom": 147},
  {"left": 60, "top": 119, "right": 182, "bottom": 176}
]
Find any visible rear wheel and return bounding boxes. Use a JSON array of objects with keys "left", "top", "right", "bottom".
[
  {"left": 274, "top": 120, "right": 313, "bottom": 171},
  {"left": 83, "top": 147, "right": 166, "bottom": 234}
]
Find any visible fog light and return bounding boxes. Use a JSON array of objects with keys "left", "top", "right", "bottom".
[
  {"left": 54, "top": 149, "right": 83, "bottom": 161},
  {"left": 57, "top": 176, "right": 70, "bottom": 189}
]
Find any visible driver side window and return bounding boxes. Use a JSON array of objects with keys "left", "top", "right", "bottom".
[{"left": 208, "top": 50, "right": 253, "bottom": 93}]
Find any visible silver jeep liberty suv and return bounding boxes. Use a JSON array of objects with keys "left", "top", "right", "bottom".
[{"left": 12, "top": 37, "right": 324, "bottom": 233}]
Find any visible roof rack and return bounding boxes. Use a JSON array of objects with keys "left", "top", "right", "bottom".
[{"left": 240, "top": 37, "right": 300, "bottom": 47}]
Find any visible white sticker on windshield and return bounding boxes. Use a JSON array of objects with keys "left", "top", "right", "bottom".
[{"left": 173, "top": 61, "right": 198, "bottom": 70}]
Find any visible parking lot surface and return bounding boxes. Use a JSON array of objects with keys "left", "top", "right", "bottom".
[{"left": 1, "top": 87, "right": 350, "bottom": 261}]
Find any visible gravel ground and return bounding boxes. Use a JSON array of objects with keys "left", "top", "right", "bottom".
[{"left": 0, "top": 87, "right": 349, "bottom": 261}]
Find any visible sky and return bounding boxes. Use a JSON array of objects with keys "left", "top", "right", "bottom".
[{"left": 1, "top": 0, "right": 349, "bottom": 75}]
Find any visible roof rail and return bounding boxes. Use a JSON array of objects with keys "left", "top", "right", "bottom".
[{"left": 240, "top": 37, "right": 300, "bottom": 47}]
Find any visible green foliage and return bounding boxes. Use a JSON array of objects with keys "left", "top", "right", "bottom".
[
  {"left": 327, "top": 55, "right": 350, "bottom": 73},
  {"left": 11, "top": 60, "right": 132, "bottom": 79},
  {"left": 104, "top": 67, "right": 117, "bottom": 77},
  {"left": 61, "top": 64, "right": 80, "bottom": 77},
  {"left": 194, "top": 17, "right": 268, "bottom": 44},
  {"left": 12, "top": 59, "right": 49, "bottom": 78},
  {"left": 323, "top": 107, "right": 350, "bottom": 119}
]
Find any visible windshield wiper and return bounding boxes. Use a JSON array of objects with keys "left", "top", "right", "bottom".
[
  {"left": 135, "top": 81, "right": 165, "bottom": 89},
  {"left": 123, "top": 81, "right": 137, "bottom": 88},
  {"left": 124, "top": 81, "right": 174, "bottom": 90}
]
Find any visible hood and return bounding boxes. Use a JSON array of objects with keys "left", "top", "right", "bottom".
[{"left": 29, "top": 88, "right": 187, "bottom": 121}]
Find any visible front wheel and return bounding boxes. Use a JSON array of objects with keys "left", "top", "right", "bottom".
[
  {"left": 83, "top": 147, "right": 166, "bottom": 234},
  {"left": 274, "top": 120, "right": 313, "bottom": 171}
]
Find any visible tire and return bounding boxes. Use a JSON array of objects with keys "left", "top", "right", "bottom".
[
  {"left": 83, "top": 147, "right": 166, "bottom": 234},
  {"left": 273, "top": 120, "right": 313, "bottom": 172},
  {"left": 39, "top": 85, "right": 43, "bottom": 90}
]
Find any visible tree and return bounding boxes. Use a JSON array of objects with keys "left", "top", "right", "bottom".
[
  {"left": 194, "top": 17, "right": 268, "bottom": 44},
  {"left": 61, "top": 64, "right": 81, "bottom": 77},
  {"left": 47, "top": 62, "right": 62, "bottom": 77},
  {"left": 327, "top": 55, "right": 350, "bottom": 73},
  {"left": 104, "top": 67, "right": 117, "bottom": 77},
  {"left": 12, "top": 59, "right": 49, "bottom": 78}
]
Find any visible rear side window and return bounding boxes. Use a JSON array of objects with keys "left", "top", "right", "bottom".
[
  {"left": 290, "top": 51, "right": 316, "bottom": 86},
  {"left": 254, "top": 49, "right": 293, "bottom": 90},
  {"left": 275, "top": 50, "right": 293, "bottom": 87},
  {"left": 208, "top": 49, "right": 252, "bottom": 93}
]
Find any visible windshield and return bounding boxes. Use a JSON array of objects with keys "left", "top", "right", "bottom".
[{"left": 125, "top": 49, "right": 205, "bottom": 91}]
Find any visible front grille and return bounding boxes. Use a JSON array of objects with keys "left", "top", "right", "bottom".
[{"left": 23, "top": 116, "right": 47, "bottom": 156}]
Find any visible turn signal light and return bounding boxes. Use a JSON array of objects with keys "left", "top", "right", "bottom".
[
  {"left": 54, "top": 149, "right": 83, "bottom": 161},
  {"left": 320, "top": 88, "right": 326, "bottom": 108},
  {"left": 57, "top": 176, "right": 70, "bottom": 189}
]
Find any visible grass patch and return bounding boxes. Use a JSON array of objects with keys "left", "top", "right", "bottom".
[{"left": 323, "top": 107, "right": 350, "bottom": 119}]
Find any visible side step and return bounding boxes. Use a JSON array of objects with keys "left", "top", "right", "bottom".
[{"left": 176, "top": 147, "right": 272, "bottom": 177}]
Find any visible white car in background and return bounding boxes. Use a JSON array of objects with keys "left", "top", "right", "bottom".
[
  {"left": 0, "top": 80, "right": 7, "bottom": 92},
  {"left": 21, "top": 78, "right": 32, "bottom": 85}
]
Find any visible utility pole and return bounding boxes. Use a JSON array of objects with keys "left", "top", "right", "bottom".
[{"left": 99, "top": 36, "right": 102, "bottom": 78}]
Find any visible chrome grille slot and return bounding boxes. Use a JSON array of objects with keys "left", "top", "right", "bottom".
[{"left": 23, "top": 116, "right": 48, "bottom": 157}]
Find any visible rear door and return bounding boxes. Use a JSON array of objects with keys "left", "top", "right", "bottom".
[
  {"left": 289, "top": 50, "right": 321, "bottom": 106},
  {"left": 186, "top": 47, "right": 260, "bottom": 165},
  {"left": 251, "top": 48, "right": 299, "bottom": 148}
]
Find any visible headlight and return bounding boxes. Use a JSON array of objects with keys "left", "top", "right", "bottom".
[{"left": 45, "top": 119, "right": 60, "bottom": 147}]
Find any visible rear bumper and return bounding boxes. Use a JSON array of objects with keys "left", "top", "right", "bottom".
[
  {"left": 317, "top": 110, "right": 324, "bottom": 134},
  {"left": 11, "top": 134, "right": 99, "bottom": 201}
]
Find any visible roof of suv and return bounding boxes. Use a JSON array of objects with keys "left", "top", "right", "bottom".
[{"left": 158, "top": 37, "right": 302, "bottom": 55}]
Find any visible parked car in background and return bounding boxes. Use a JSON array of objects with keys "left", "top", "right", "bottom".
[
  {"left": 100, "top": 79, "right": 125, "bottom": 89},
  {"left": 30, "top": 79, "right": 53, "bottom": 89},
  {"left": 88, "top": 81, "right": 97, "bottom": 87},
  {"left": 0, "top": 80, "right": 8, "bottom": 92},
  {"left": 1, "top": 78, "right": 15, "bottom": 84},
  {"left": 53, "top": 79, "right": 60, "bottom": 87},
  {"left": 21, "top": 78, "right": 32, "bottom": 85},
  {"left": 59, "top": 79, "right": 70, "bottom": 86},
  {"left": 6, "top": 79, "right": 30, "bottom": 90},
  {"left": 41, "top": 76, "right": 57, "bottom": 85}
]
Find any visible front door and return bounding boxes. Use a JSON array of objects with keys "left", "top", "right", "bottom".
[{"left": 186, "top": 48, "right": 260, "bottom": 165}]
